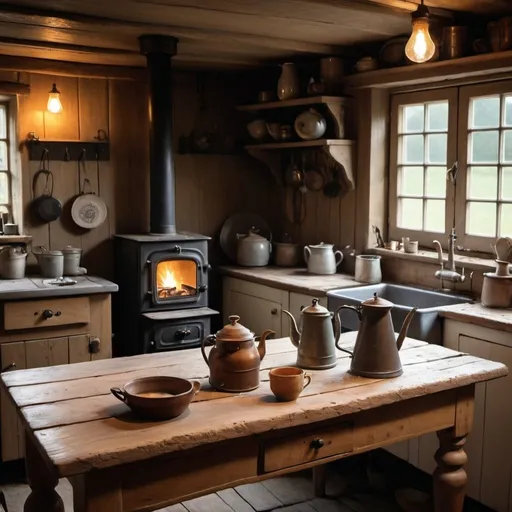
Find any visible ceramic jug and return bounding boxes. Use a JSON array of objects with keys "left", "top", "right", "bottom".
[
  {"left": 335, "top": 293, "right": 417, "bottom": 378},
  {"left": 236, "top": 228, "right": 271, "bottom": 267},
  {"left": 320, "top": 57, "right": 344, "bottom": 94},
  {"left": 304, "top": 243, "right": 343, "bottom": 275},
  {"left": 282, "top": 299, "right": 341, "bottom": 369},
  {"left": 277, "top": 63, "right": 300, "bottom": 101},
  {"left": 201, "top": 315, "right": 274, "bottom": 392}
]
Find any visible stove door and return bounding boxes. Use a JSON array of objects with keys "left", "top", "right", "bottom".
[{"left": 142, "top": 318, "right": 211, "bottom": 353}]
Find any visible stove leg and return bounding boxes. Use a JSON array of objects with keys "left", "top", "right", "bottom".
[{"left": 24, "top": 432, "right": 64, "bottom": 512}]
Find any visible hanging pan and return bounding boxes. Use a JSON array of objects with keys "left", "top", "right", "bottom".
[
  {"left": 31, "top": 150, "right": 62, "bottom": 223},
  {"left": 71, "top": 152, "right": 107, "bottom": 229}
]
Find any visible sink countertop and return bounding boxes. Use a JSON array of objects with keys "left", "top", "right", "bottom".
[
  {"left": 0, "top": 276, "right": 118, "bottom": 300},
  {"left": 218, "top": 266, "right": 360, "bottom": 296},
  {"left": 439, "top": 302, "right": 512, "bottom": 333}
]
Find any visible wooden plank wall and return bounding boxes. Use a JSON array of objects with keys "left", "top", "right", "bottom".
[{"left": 15, "top": 70, "right": 279, "bottom": 279}]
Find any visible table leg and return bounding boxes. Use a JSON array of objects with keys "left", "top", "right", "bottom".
[
  {"left": 313, "top": 465, "right": 327, "bottom": 497},
  {"left": 24, "top": 432, "right": 64, "bottom": 512},
  {"left": 433, "top": 429, "right": 468, "bottom": 512}
]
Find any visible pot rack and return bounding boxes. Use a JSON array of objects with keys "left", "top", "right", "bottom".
[{"left": 237, "top": 96, "right": 356, "bottom": 189}]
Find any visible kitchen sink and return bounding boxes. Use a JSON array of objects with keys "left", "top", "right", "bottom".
[{"left": 327, "top": 283, "right": 474, "bottom": 344}]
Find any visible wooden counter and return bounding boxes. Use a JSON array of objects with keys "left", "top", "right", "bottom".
[{"left": 440, "top": 302, "right": 512, "bottom": 334}]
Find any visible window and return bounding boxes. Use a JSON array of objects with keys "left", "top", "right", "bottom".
[
  {"left": 0, "top": 103, "right": 11, "bottom": 216},
  {"left": 390, "top": 81, "right": 512, "bottom": 253}
]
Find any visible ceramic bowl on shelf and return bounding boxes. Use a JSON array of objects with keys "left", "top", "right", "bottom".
[
  {"left": 247, "top": 119, "right": 268, "bottom": 141},
  {"left": 355, "top": 56, "right": 379, "bottom": 73},
  {"left": 294, "top": 109, "right": 326, "bottom": 140}
]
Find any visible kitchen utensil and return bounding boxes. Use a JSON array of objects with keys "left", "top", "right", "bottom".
[
  {"left": 323, "top": 164, "right": 341, "bottom": 198},
  {"left": 304, "top": 169, "right": 324, "bottom": 192},
  {"left": 373, "top": 226, "right": 385, "bottom": 248},
  {"left": 33, "top": 247, "right": 64, "bottom": 278},
  {"left": 440, "top": 26, "right": 468, "bottom": 60},
  {"left": 220, "top": 213, "right": 270, "bottom": 262},
  {"left": 496, "top": 237, "right": 512, "bottom": 261},
  {"left": 110, "top": 376, "right": 201, "bottom": 420},
  {"left": 269, "top": 367, "right": 311, "bottom": 402},
  {"left": 201, "top": 315, "right": 274, "bottom": 392},
  {"left": 355, "top": 255, "right": 382, "bottom": 284},
  {"left": 294, "top": 109, "right": 326, "bottom": 140},
  {"left": 277, "top": 63, "right": 300, "bottom": 100},
  {"left": 46, "top": 277, "right": 77, "bottom": 286},
  {"left": 280, "top": 124, "right": 294, "bottom": 141},
  {"left": 2, "top": 223, "right": 18, "bottom": 235},
  {"left": 307, "top": 78, "right": 326, "bottom": 96},
  {"left": 246, "top": 119, "right": 268, "bottom": 141},
  {"left": 236, "top": 227, "right": 271, "bottom": 267},
  {"left": 405, "top": 240, "right": 419, "bottom": 254},
  {"left": 481, "top": 273, "right": 512, "bottom": 308},
  {"left": 257, "top": 90, "right": 276, "bottom": 103},
  {"left": 496, "top": 260, "right": 510, "bottom": 277},
  {"left": 283, "top": 298, "right": 342, "bottom": 369},
  {"left": 0, "top": 247, "right": 26, "bottom": 279},
  {"left": 379, "top": 36, "right": 409, "bottom": 67},
  {"left": 355, "top": 56, "right": 379, "bottom": 73},
  {"left": 335, "top": 293, "right": 417, "bottom": 378},
  {"left": 62, "top": 246, "right": 86, "bottom": 276},
  {"left": 304, "top": 243, "right": 343, "bottom": 275},
  {"left": 384, "top": 241, "right": 399, "bottom": 251},
  {"left": 320, "top": 57, "right": 344, "bottom": 94},
  {"left": 273, "top": 241, "right": 301, "bottom": 266},
  {"left": 285, "top": 155, "right": 304, "bottom": 188},
  {"left": 31, "top": 151, "right": 62, "bottom": 223},
  {"left": 266, "top": 122, "right": 281, "bottom": 141}
]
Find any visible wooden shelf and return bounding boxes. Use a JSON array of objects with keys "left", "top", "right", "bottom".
[
  {"left": 245, "top": 139, "right": 355, "bottom": 150},
  {"left": 0, "top": 235, "right": 32, "bottom": 244},
  {"left": 237, "top": 96, "right": 350, "bottom": 112},
  {"left": 343, "top": 50, "right": 512, "bottom": 90}
]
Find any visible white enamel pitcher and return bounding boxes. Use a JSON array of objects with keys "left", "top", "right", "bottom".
[{"left": 304, "top": 243, "right": 343, "bottom": 275}]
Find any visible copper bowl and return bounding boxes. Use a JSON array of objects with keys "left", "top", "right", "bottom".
[{"left": 111, "top": 376, "right": 200, "bottom": 420}]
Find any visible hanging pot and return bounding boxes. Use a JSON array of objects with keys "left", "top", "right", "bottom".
[{"left": 31, "top": 151, "right": 62, "bottom": 223}]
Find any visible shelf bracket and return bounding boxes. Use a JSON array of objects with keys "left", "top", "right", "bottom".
[
  {"left": 323, "top": 99, "right": 348, "bottom": 139},
  {"left": 324, "top": 144, "right": 355, "bottom": 190}
]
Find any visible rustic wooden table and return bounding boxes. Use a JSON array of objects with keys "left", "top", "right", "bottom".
[{"left": 0, "top": 333, "right": 507, "bottom": 512}]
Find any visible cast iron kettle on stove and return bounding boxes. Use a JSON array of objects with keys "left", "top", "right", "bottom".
[
  {"left": 336, "top": 293, "right": 417, "bottom": 378},
  {"left": 201, "top": 315, "right": 274, "bottom": 392},
  {"left": 282, "top": 299, "right": 342, "bottom": 370}
]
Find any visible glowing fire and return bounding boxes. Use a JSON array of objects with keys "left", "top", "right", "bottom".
[{"left": 156, "top": 260, "right": 197, "bottom": 299}]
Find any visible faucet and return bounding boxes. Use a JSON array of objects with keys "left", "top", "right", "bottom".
[{"left": 433, "top": 228, "right": 467, "bottom": 283}]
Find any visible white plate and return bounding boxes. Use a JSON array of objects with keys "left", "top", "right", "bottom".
[{"left": 71, "top": 193, "right": 107, "bottom": 229}]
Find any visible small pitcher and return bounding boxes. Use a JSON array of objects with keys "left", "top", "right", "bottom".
[{"left": 304, "top": 243, "right": 343, "bottom": 275}]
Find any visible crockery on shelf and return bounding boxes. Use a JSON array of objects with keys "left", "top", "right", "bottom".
[
  {"left": 257, "top": 90, "right": 276, "bottom": 103},
  {"left": 294, "top": 109, "right": 327, "bottom": 140},
  {"left": 280, "top": 124, "right": 294, "bottom": 141},
  {"left": 277, "top": 63, "right": 300, "bottom": 100},
  {"left": 246, "top": 119, "right": 268, "bottom": 141},
  {"left": 266, "top": 122, "right": 281, "bottom": 141},
  {"left": 355, "top": 56, "right": 379, "bottom": 73},
  {"left": 320, "top": 56, "right": 344, "bottom": 94}
]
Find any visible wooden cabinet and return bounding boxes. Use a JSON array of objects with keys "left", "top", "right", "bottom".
[{"left": 0, "top": 293, "right": 112, "bottom": 462}]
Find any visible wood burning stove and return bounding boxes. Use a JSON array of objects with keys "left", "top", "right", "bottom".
[{"left": 113, "top": 35, "right": 218, "bottom": 356}]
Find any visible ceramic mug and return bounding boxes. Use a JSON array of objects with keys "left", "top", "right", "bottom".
[{"left": 269, "top": 367, "right": 311, "bottom": 402}]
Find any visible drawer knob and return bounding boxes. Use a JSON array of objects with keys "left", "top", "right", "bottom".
[
  {"left": 311, "top": 438, "right": 324, "bottom": 449},
  {"left": 42, "top": 309, "right": 54, "bottom": 319},
  {"left": 271, "top": 308, "right": 278, "bottom": 315},
  {"left": 175, "top": 329, "right": 192, "bottom": 340}
]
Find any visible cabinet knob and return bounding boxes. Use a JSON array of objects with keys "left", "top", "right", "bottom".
[
  {"left": 175, "top": 329, "right": 192, "bottom": 340},
  {"left": 311, "top": 438, "right": 324, "bottom": 449},
  {"left": 271, "top": 308, "right": 278, "bottom": 315},
  {"left": 42, "top": 309, "right": 53, "bottom": 319},
  {"left": 88, "top": 337, "right": 101, "bottom": 354}
]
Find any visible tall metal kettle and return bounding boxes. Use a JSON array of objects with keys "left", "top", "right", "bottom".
[
  {"left": 201, "top": 315, "right": 274, "bottom": 392},
  {"left": 282, "top": 299, "right": 341, "bottom": 369},
  {"left": 335, "top": 293, "right": 417, "bottom": 378}
]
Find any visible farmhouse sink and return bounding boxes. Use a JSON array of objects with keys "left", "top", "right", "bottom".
[{"left": 327, "top": 283, "right": 474, "bottom": 344}]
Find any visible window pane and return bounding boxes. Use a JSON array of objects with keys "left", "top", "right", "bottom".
[
  {"left": 426, "top": 134, "right": 447, "bottom": 164},
  {"left": 470, "top": 96, "right": 500, "bottom": 129},
  {"left": 500, "top": 204, "right": 512, "bottom": 237},
  {"left": 0, "top": 173, "right": 8, "bottom": 204},
  {"left": 399, "top": 198, "right": 423, "bottom": 230},
  {"left": 504, "top": 96, "right": 512, "bottom": 127},
  {"left": 470, "top": 131, "right": 499, "bottom": 164},
  {"left": 425, "top": 199, "right": 445, "bottom": 232},
  {"left": 468, "top": 166, "right": 498, "bottom": 200},
  {"left": 403, "top": 105, "right": 424, "bottom": 133},
  {"left": 401, "top": 135, "right": 424, "bottom": 164},
  {"left": 467, "top": 202, "right": 497, "bottom": 237},
  {"left": 400, "top": 166, "right": 423, "bottom": 196},
  {"left": 426, "top": 102, "right": 448, "bottom": 132},
  {"left": 0, "top": 106, "right": 6, "bottom": 139},
  {"left": 502, "top": 167, "right": 512, "bottom": 200},
  {"left": 503, "top": 130, "right": 512, "bottom": 163},
  {"left": 0, "top": 142, "right": 7, "bottom": 171},
  {"left": 425, "top": 166, "right": 446, "bottom": 197}
]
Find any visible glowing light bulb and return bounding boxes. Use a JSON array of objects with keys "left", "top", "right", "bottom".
[
  {"left": 47, "top": 83, "right": 63, "bottom": 114},
  {"left": 405, "top": 2, "right": 436, "bottom": 64}
]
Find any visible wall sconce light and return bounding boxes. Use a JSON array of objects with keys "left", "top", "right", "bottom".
[
  {"left": 47, "top": 83, "right": 63, "bottom": 114},
  {"left": 405, "top": 0, "right": 436, "bottom": 64}
]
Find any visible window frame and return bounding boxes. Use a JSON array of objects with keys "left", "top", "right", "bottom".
[
  {"left": 0, "top": 101, "right": 12, "bottom": 215},
  {"left": 389, "top": 88, "right": 458, "bottom": 249}
]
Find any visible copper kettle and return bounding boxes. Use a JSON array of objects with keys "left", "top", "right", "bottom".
[
  {"left": 201, "top": 315, "right": 274, "bottom": 392},
  {"left": 336, "top": 293, "right": 417, "bottom": 378}
]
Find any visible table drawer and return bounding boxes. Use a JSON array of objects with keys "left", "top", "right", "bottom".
[
  {"left": 4, "top": 297, "right": 90, "bottom": 331},
  {"left": 262, "top": 422, "right": 353, "bottom": 473}
]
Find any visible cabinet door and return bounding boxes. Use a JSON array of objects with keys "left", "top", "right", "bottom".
[
  {"left": 1, "top": 342, "right": 26, "bottom": 461},
  {"left": 288, "top": 293, "right": 327, "bottom": 324},
  {"left": 226, "top": 290, "right": 283, "bottom": 337}
]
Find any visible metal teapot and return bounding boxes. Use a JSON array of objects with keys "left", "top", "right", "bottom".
[
  {"left": 201, "top": 315, "right": 274, "bottom": 392},
  {"left": 282, "top": 299, "right": 341, "bottom": 369},
  {"left": 336, "top": 293, "right": 417, "bottom": 378}
]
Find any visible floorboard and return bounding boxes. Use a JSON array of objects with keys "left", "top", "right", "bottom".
[
  {"left": 261, "top": 475, "right": 315, "bottom": 505},
  {"left": 217, "top": 488, "right": 255, "bottom": 512},
  {"left": 234, "top": 482, "right": 283, "bottom": 511},
  {"left": 182, "top": 493, "right": 234, "bottom": 512}
]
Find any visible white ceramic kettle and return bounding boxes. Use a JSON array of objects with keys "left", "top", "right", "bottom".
[
  {"left": 304, "top": 243, "right": 343, "bottom": 275},
  {"left": 236, "top": 228, "right": 271, "bottom": 267}
]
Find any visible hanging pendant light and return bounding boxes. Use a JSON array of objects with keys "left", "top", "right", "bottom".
[
  {"left": 47, "top": 83, "right": 63, "bottom": 114},
  {"left": 405, "top": 0, "right": 436, "bottom": 64}
]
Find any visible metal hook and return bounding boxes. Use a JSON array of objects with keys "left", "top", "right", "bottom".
[
  {"left": 64, "top": 148, "right": 71, "bottom": 162},
  {"left": 78, "top": 148, "right": 87, "bottom": 162},
  {"left": 94, "top": 129, "right": 108, "bottom": 141}
]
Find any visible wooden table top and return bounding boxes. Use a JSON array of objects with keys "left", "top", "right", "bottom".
[{"left": 1, "top": 333, "right": 507, "bottom": 478}]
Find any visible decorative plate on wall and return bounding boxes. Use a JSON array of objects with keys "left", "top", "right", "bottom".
[{"left": 71, "top": 193, "right": 107, "bottom": 229}]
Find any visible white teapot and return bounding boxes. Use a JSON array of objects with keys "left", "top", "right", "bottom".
[{"left": 304, "top": 243, "right": 343, "bottom": 275}]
